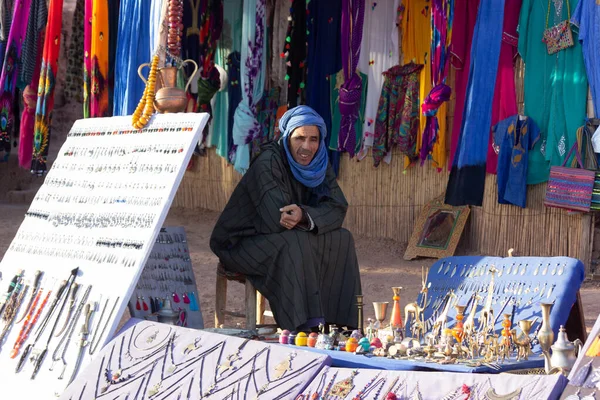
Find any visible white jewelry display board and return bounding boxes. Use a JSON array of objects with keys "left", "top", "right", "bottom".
[
  {"left": 0, "top": 113, "right": 208, "bottom": 398},
  {"left": 59, "top": 320, "right": 328, "bottom": 400},
  {"left": 128, "top": 226, "right": 204, "bottom": 329},
  {"left": 298, "top": 366, "right": 567, "bottom": 400}
]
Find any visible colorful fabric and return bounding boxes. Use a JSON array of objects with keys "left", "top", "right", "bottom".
[
  {"left": 419, "top": 0, "right": 453, "bottom": 167},
  {"left": 372, "top": 63, "right": 423, "bottom": 167},
  {"left": 402, "top": 0, "right": 447, "bottom": 169},
  {"left": 83, "top": 0, "right": 91, "bottom": 117},
  {"left": 329, "top": 69, "right": 367, "bottom": 155},
  {"left": 226, "top": 51, "right": 241, "bottom": 163},
  {"left": 571, "top": 0, "right": 600, "bottom": 119},
  {"left": 107, "top": 0, "right": 119, "bottom": 115},
  {"left": 445, "top": 0, "right": 505, "bottom": 206},
  {"left": 357, "top": 0, "right": 400, "bottom": 161},
  {"left": 494, "top": 115, "right": 540, "bottom": 208},
  {"left": 284, "top": 0, "right": 307, "bottom": 108},
  {"left": 280, "top": 105, "right": 329, "bottom": 188},
  {"left": 487, "top": 0, "right": 521, "bottom": 174},
  {"left": 90, "top": 0, "right": 109, "bottom": 117},
  {"left": 338, "top": 0, "right": 365, "bottom": 157},
  {"left": 448, "top": 0, "right": 480, "bottom": 168},
  {"left": 518, "top": 0, "right": 588, "bottom": 184},
  {"left": 0, "top": 0, "right": 32, "bottom": 160},
  {"left": 306, "top": 0, "right": 342, "bottom": 174},
  {"left": 31, "top": 0, "right": 64, "bottom": 175},
  {"left": 63, "top": 0, "right": 83, "bottom": 103},
  {"left": 212, "top": 0, "right": 242, "bottom": 159},
  {"left": 112, "top": 0, "right": 151, "bottom": 117},
  {"left": 270, "top": 0, "right": 289, "bottom": 105},
  {"left": 232, "top": 0, "right": 266, "bottom": 174},
  {"left": 18, "top": 0, "right": 47, "bottom": 89},
  {"left": 18, "top": 47, "right": 41, "bottom": 169},
  {"left": 251, "top": 86, "right": 280, "bottom": 159}
]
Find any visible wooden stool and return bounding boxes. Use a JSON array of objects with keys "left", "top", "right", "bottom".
[{"left": 215, "top": 262, "right": 271, "bottom": 330}]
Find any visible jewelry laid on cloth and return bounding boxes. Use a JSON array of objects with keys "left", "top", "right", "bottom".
[
  {"left": 328, "top": 370, "right": 359, "bottom": 398},
  {"left": 571, "top": 360, "right": 594, "bottom": 386},
  {"left": 564, "top": 389, "right": 597, "bottom": 400},
  {"left": 273, "top": 352, "right": 296, "bottom": 380},
  {"left": 485, "top": 387, "right": 523, "bottom": 400}
]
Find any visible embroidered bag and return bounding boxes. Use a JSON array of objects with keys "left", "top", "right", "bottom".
[
  {"left": 544, "top": 141, "right": 595, "bottom": 212},
  {"left": 542, "top": 0, "right": 574, "bottom": 55}
]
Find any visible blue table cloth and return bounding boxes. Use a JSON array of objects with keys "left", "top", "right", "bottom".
[{"left": 302, "top": 256, "right": 585, "bottom": 373}]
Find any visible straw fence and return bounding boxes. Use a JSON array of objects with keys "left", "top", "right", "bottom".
[{"left": 173, "top": 59, "right": 595, "bottom": 272}]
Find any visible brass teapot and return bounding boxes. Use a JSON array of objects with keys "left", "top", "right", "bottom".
[{"left": 138, "top": 59, "right": 198, "bottom": 113}]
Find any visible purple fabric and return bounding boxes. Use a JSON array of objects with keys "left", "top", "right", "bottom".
[
  {"left": 338, "top": 0, "right": 365, "bottom": 157},
  {"left": 419, "top": 0, "right": 454, "bottom": 165}
]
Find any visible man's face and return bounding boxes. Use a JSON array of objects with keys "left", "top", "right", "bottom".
[{"left": 289, "top": 125, "right": 320, "bottom": 166}]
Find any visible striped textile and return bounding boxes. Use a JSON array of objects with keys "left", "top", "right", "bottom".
[{"left": 544, "top": 166, "right": 594, "bottom": 212}]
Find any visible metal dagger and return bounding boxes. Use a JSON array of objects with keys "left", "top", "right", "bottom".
[
  {"left": 68, "top": 302, "right": 94, "bottom": 385},
  {"left": 55, "top": 283, "right": 80, "bottom": 337},
  {"left": 30, "top": 268, "right": 79, "bottom": 379}
]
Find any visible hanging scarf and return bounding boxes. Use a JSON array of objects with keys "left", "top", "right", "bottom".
[
  {"left": 90, "top": 0, "right": 109, "bottom": 117},
  {"left": 0, "top": 0, "right": 32, "bottom": 160},
  {"left": 193, "top": 0, "right": 223, "bottom": 147},
  {"left": 18, "top": 45, "right": 41, "bottom": 169},
  {"left": 113, "top": 0, "right": 150, "bottom": 116},
  {"left": 18, "top": 0, "right": 46, "bottom": 89},
  {"left": 445, "top": 0, "right": 505, "bottom": 206},
  {"left": 283, "top": 0, "right": 307, "bottom": 107},
  {"left": 338, "top": 0, "right": 365, "bottom": 157},
  {"left": 279, "top": 105, "right": 328, "bottom": 188},
  {"left": 83, "top": 0, "right": 91, "bottom": 117},
  {"left": 107, "top": 0, "right": 120, "bottom": 115},
  {"left": 232, "top": 0, "right": 266, "bottom": 174},
  {"left": 226, "top": 51, "right": 241, "bottom": 163},
  {"left": 419, "top": 0, "right": 454, "bottom": 166},
  {"left": 31, "top": 0, "right": 64, "bottom": 175}
]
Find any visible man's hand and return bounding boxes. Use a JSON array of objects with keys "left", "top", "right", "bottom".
[{"left": 279, "top": 204, "right": 302, "bottom": 229}]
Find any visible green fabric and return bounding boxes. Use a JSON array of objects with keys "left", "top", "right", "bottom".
[
  {"left": 518, "top": 0, "right": 588, "bottom": 184},
  {"left": 328, "top": 69, "right": 368, "bottom": 155},
  {"left": 212, "top": 0, "right": 242, "bottom": 158}
]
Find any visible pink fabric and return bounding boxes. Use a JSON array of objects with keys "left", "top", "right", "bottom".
[
  {"left": 448, "top": 0, "right": 479, "bottom": 168},
  {"left": 18, "top": 36, "right": 43, "bottom": 169},
  {"left": 486, "top": 0, "right": 521, "bottom": 174}
]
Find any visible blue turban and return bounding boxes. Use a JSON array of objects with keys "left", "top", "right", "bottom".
[{"left": 279, "top": 106, "right": 329, "bottom": 188}]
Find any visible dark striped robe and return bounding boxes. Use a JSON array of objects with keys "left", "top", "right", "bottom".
[{"left": 210, "top": 141, "right": 362, "bottom": 330}]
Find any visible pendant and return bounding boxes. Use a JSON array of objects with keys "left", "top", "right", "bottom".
[
  {"left": 534, "top": 264, "right": 540, "bottom": 276},
  {"left": 558, "top": 263, "right": 565, "bottom": 275},
  {"left": 328, "top": 370, "right": 358, "bottom": 398},
  {"left": 438, "top": 262, "right": 445, "bottom": 274},
  {"left": 485, "top": 387, "right": 522, "bottom": 400},
  {"left": 273, "top": 353, "right": 296, "bottom": 380},
  {"left": 146, "top": 330, "right": 159, "bottom": 344},
  {"left": 147, "top": 382, "right": 162, "bottom": 397},
  {"left": 183, "top": 337, "right": 201, "bottom": 355},
  {"left": 450, "top": 265, "right": 457, "bottom": 278},
  {"left": 217, "top": 348, "right": 242, "bottom": 376},
  {"left": 444, "top": 263, "right": 451, "bottom": 275}
]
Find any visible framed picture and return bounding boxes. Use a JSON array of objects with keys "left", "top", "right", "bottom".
[{"left": 403, "top": 195, "right": 470, "bottom": 260}]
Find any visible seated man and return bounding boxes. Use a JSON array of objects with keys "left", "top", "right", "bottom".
[{"left": 210, "top": 106, "right": 362, "bottom": 331}]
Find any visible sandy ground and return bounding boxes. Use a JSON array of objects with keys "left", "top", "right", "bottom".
[{"left": 1, "top": 202, "right": 599, "bottom": 334}]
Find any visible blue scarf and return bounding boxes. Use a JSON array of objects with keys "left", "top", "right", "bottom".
[{"left": 280, "top": 105, "right": 328, "bottom": 188}]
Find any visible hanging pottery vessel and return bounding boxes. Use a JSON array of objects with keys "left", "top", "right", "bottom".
[{"left": 138, "top": 59, "right": 198, "bottom": 113}]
